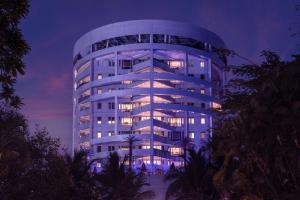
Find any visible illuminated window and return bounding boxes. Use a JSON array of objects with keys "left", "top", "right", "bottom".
[
  {"left": 141, "top": 156, "right": 151, "bottom": 164},
  {"left": 122, "top": 80, "right": 132, "bottom": 84},
  {"left": 97, "top": 117, "right": 102, "bottom": 124},
  {"left": 188, "top": 117, "right": 195, "bottom": 125},
  {"left": 119, "top": 103, "right": 132, "bottom": 112},
  {"left": 97, "top": 74, "right": 103, "bottom": 79},
  {"left": 200, "top": 132, "right": 206, "bottom": 140},
  {"left": 168, "top": 60, "right": 184, "bottom": 69},
  {"left": 97, "top": 88, "right": 102, "bottom": 94},
  {"left": 96, "top": 162, "right": 101, "bottom": 167},
  {"left": 121, "top": 117, "right": 132, "bottom": 126},
  {"left": 154, "top": 157, "right": 162, "bottom": 165},
  {"left": 189, "top": 132, "right": 195, "bottom": 139},
  {"left": 97, "top": 131, "right": 102, "bottom": 138},
  {"left": 200, "top": 89, "right": 205, "bottom": 94},
  {"left": 201, "top": 117, "right": 206, "bottom": 124},
  {"left": 154, "top": 145, "right": 162, "bottom": 150},
  {"left": 212, "top": 102, "right": 222, "bottom": 110},
  {"left": 108, "top": 102, "right": 115, "bottom": 109},
  {"left": 200, "top": 61, "right": 205, "bottom": 68},
  {"left": 170, "top": 118, "right": 182, "bottom": 127},
  {"left": 169, "top": 147, "right": 182, "bottom": 155},
  {"left": 108, "top": 117, "right": 115, "bottom": 124},
  {"left": 108, "top": 131, "right": 113, "bottom": 136},
  {"left": 142, "top": 145, "right": 150, "bottom": 149}
]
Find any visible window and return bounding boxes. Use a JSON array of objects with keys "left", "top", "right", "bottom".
[
  {"left": 97, "top": 103, "right": 102, "bottom": 109},
  {"left": 188, "top": 74, "right": 194, "bottom": 77},
  {"left": 200, "top": 61, "right": 205, "bottom": 68},
  {"left": 154, "top": 145, "right": 162, "bottom": 150},
  {"left": 108, "top": 60, "right": 115, "bottom": 67},
  {"left": 169, "top": 147, "right": 182, "bottom": 155},
  {"left": 188, "top": 117, "right": 195, "bottom": 125},
  {"left": 97, "top": 145, "right": 101, "bottom": 152},
  {"left": 142, "top": 145, "right": 150, "bottom": 149},
  {"left": 201, "top": 103, "right": 205, "bottom": 108},
  {"left": 96, "top": 162, "right": 101, "bottom": 167},
  {"left": 187, "top": 102, "right": 194, "bottom": 106},
  {"left": 200, "top": 74, "right": 205, "bottom": 80},
  {"left": 122, "top": 80, "right": 132, "bottom": 84},
  {"left": 108, "top": 73, "right": 115, "bottom": 77},
  {"left": 121, "top": 60, "right": 132, "bottom": 69},
  {"left": 108, "top": 88, "right": 115, "bottom": 92},
  {"left": 97, "top": 74, "right": 103, "bottom": 79},
  {"left": 121, "top": 117, "right": 132, "bottom": 125},
  {"left": 97, "top": 88, "right": 102, "bottom": 94},
  {"left": 119, "top": 103, "right": 132, "bottom": 112},
  {"left": 187, "top": 88, "right": 195, "bottom": 92},
  {"left": 200, "top": 89, "right": 205, "bottom": 94},
  {"left": 108, "top": 146, "right": 115, "bottom": 151},
  {"left": 201, "top": 117, "right": 206, "bottom": 124},
  {"left": 200, "top": 132, "right": 206, "bottom": 140},
  {"left": 168, "top": 60, "right": 184, "bottom": 69},
  {"left": 108, "top": 131, "right": 113, "bottom": 136},
  {"left": 170, "top": 118, "right": 182, "bottom": 127},
  {"left": 97, "top": 117, "right": 102, "bottom": 124},
  {"left": 108, "top": 102, "right": 115, "bottom": 109},
  {"left": 108, "top": 117, "right": 115, "bottom": 124},
  {"left": 189, "top": 132, "right": 195, "bottom": 139},
  {"left": 97, "top": 131, "right": 102, "bottom": 138}
]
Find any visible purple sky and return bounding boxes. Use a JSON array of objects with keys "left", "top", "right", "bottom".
[{"left": 17, "top": 0, "right": 299, "bottom": 151}]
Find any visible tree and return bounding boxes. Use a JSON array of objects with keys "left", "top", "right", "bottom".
[
  {"left": 0, "top": 107, "right": 30, "bottom": 199},
  {"left": 126, "top": 134, "right": 140, "bottom": 169},
  {"left": 94, "top": 152, "right": 155, "bottom": 200},
  {"left": 164, "top": 148, "right": 219, "bottom": 200},
  {"left": 65, "top": 151, "right": 98, "bottom": 200},
  {"left": 0, "top": 0, "right": 30, "bottom": 107},
  {"left": 213, "top": 52, "right": 300, "bottom": 199}
]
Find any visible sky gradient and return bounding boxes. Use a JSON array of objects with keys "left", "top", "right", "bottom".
[{"left": 17, "top": 0, "right": 299, "bottom": 151}]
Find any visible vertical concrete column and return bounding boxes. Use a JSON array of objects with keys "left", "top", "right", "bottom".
[
  {"left": 114, "top": 52, "right": 118, "bottom": 136},
  {"left": 184, "top": 53, "right": 189, "bottom": 139},
  {"left": 208, "top": 58, "right": 213, "bottom": 138},
  {"left": 149, "top": 48, "right": 154, "bottom": 172},
  {"left": 90, "top": 58, "right": 95, "bottom": 140},
  {"left": 114, "top": 95, "right": 118, "bottom": 136}
]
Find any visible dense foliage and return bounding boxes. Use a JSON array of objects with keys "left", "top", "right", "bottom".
[
  {"left": 212, "top": 52, "right": 300, "bottom": 200},
  {"left": 0, "top": 0, "right": 30, "bottom": 107}
]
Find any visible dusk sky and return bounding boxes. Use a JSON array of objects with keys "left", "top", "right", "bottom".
[{"left": 17, "top": 0, "right": 299, "bottom": 151}]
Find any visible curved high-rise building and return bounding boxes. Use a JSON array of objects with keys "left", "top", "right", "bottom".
[{"left": 73, "top": 20, "right": 225, "bottom": 172}]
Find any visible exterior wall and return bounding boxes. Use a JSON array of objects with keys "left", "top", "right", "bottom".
[{"left": 73, "top": 20, "right": 225, "bottom": 172}]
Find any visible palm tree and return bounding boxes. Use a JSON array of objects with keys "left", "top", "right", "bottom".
[
  {"left": 164, "top": 148, "right": 219, "bottom": 200},
  {"left": 94, "top": 152, "right": 155, "bottom": 200},
  {"left": 65, "top": 151, "right": 98, "bottom": 200},
  {"left": 126, "top": 134, "right": 140, "bottom": 169},
  {"left": 176, "top": 136, "right": 192, "bottom": 167}
]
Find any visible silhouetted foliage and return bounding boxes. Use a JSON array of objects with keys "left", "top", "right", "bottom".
[
  {"left": 164, "top": 148, "right": 219, "bottom": 200},
  {"left": 94, "top": 152, "right": 155, "bottom": 200},
  {"left": 213, "top": 52, "right": 300, "bottom": 199},
  {"left": 0, "top": 0, "right": 30, "bottom": 107}
]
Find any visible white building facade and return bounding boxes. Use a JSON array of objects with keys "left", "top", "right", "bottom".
[{"left": 73, "top": 20, "right": 225, "bottom": 172}]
